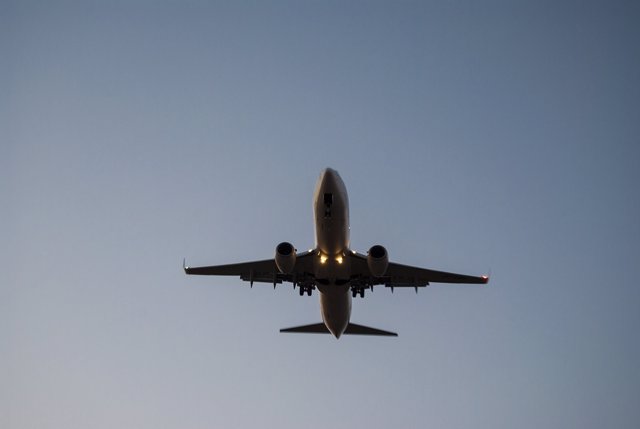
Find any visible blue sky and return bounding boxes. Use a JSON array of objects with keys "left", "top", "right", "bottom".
[{"left": 2, "top": 1, "right": 639, "bottom": 428}]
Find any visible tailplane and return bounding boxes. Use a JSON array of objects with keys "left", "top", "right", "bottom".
[
  {"left": 280, "top": 322, "right": 397, "bottom": 337},
  {"left": 344, "top": 323, "right": 398, "bottom": 336}
]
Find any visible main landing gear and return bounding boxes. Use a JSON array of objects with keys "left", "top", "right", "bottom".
[
  {"left": 351, "top": 287, "right": 365, "bottom": 298},
  {"left": 298, "top": 285, "right": 313, "bottom": 296}
]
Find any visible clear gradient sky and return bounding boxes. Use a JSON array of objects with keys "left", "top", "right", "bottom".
[{"left": 2, "top": 1, "right": 639, "bottom": 428}]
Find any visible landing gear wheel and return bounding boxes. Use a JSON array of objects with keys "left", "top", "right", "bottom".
[
  {"left": 359, "top": 289, "right": 365, "bottom": 298},
  {"left": 299, "top": 287, "right": 304, "bottom": 296},
  {"left": 306, "top": 288, "right": 312, "bottom": 296}
]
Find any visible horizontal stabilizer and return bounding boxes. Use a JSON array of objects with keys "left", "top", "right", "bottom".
[
  {"left": 280, "top": 322, "right": 397, "bottom": 337},
  {"left": 345, "top": 323, "right": 398, "bottom": 336},
  {"left": 280, "top": 323, "right": 330, "bottom": 334}
]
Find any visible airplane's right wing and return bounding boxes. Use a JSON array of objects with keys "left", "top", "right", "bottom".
[{"left": 184, "top": 250, "right": 315, "bottom": 286}]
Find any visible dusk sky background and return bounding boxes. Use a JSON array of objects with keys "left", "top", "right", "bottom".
[{"left": 3, "top": 1, "right": 639, "bottom": 428}]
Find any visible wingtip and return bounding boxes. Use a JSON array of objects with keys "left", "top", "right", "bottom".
[
  {"left": 482, "top": 268, "right": 491, "bottom": 284},
  {"left": 481, "top": 271, "right": 490, "bottom": 284}
]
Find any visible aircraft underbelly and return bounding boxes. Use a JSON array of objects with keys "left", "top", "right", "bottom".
[
  {"left": 313, "top": 168, "right": 353, "bottom": 337},
  {"left": 316, "top": 217, "right": 349, "bottom": 255},
  {"left": 319, "top": 288, "right": 351, "bottom": 338}
]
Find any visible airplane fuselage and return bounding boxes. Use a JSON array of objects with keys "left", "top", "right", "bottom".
[{"left": 312, "top": 168, "right": 352, "bottom": 337}]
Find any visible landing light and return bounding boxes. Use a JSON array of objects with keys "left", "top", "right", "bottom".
[
  {"left": 335, "top": 256, "right": 343, "bottom": 264},
  {"left": 320, "top": 254, "right": 328, "bottom": 264}
]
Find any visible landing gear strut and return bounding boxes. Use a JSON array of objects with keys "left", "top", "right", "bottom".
[
  {"left": 299, "top": 286, "right": 313, "bottom": 296},
  {"left": 351, "top": 287, "right": 365, "bottom": 298}
]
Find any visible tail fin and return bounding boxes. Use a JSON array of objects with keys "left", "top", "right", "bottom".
[{"left": 280, "top": 322, "right": 397, "bottom": 337}]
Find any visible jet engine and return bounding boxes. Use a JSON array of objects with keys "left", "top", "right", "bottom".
[
  {"left": 275, "top": 242, "right": 297, "bottom": 274},
  {"left": 367, "top": 245, "right": 389, "bottom": 277}
]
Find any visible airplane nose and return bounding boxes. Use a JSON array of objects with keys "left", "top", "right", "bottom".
[{"left": 320, "top": 168, "right": 339, "bottom": 188}]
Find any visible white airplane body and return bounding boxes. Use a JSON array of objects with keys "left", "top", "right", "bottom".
[{"left": 185, "top": 168, "right": 488, "bottom": 338}]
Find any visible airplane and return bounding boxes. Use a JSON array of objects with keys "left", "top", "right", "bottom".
[{"left": 184, "top": 168, "right": 488, "bottom": 338}]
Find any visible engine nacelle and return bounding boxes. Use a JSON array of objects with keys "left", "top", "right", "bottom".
[
  {"left": 367, "top": 245, "right": 389, "bottom": 277},
  {"left": 275, "top": 242, "right": 297, "bottom": 274}
]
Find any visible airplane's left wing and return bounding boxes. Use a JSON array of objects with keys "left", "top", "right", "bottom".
[
  {"left": 184, "top": 250, "right": 314, "bottom": 286},
  {"left": 349, "top": 252, "right": 488, "bottom": 289}
]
